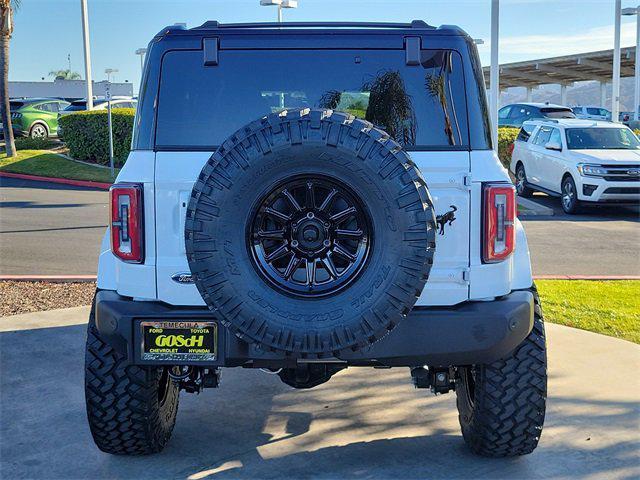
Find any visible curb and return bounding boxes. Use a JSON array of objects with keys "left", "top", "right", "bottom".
[
  {"left": 1, "top": 275, "right": 638, "bottom": 283},
  {"left": 534, "top": 275, "right": 640, "bottom": 280},
  {"left": 517, "top": 197, "right": 554, "bottom": 216},
  {"left": 0, "top": 275, "right": 97, "bottom": 283},
  {"left": 0, "top": 171, "right": 111, "bottom": 190}
]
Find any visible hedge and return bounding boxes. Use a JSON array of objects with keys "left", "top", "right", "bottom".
[
  {"left": 497, "top": 127, "right": 520, "bottom": 170},
  {"left": 59, "top": 109, "right": 135, "bottom": 167}
]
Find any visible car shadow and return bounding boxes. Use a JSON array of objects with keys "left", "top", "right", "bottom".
[{"left": 1, "top": 322, "right": 638, "bottom": 480}]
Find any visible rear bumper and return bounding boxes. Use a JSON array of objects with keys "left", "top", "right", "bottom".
[{"left": 94, "top": 289, "right": 534, "bottom": 368}]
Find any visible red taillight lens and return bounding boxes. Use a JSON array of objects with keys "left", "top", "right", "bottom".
[
  {"left": 110, "top": 183, "right": 144, "bottom": 263},
  {"left": 483, "top": 183, "right": 516, "bottom": 263}
]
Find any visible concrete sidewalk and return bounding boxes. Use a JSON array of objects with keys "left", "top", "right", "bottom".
[{"left": 1, "top": 307, "right": 639, "bottom": 479}]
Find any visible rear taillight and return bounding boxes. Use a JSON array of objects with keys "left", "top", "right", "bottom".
[
  {"left": 110, "top": 183, "right": 144, "bottom": 263},
  {"left": 483, "top": 183, "right": 516, "bottom": 263}
]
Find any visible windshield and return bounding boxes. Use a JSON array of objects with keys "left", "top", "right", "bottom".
[{"left": 565, "top": 127, "right": 640, "bottom": 150}]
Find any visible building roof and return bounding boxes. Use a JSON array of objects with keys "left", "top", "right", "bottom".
[{"left": 484, "top": 47, "right": 636, "bottom": 89}]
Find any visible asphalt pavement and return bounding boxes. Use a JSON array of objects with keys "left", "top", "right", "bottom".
[
  {"left": 1, "top": 307, "right": 638, "bottom": 479},
  {"left": 0, "top": 177, "right": 107, "bottom": 275},
  {"left": 1, "top": 178, "right": 638, "bottom": 276},
  {"left": 520, "top": 193, "right": 640, "bottom": 276}
]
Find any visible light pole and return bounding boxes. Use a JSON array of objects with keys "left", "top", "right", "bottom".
[
  {"left": 490, "top": 0, "right": 499, "bottom": 152},
  {"left": 622, "top": 6, "right": 640, "bottom": 121},
  {"left": 135, "top": 48, "right": 147, "bottom": 73},
  {"left": 613, "top": 0, "right": 622, "bottom": 123},
  {"left": 105, "top": 68, "right": 118, "bottom": 83},
  {"left": 80, "top": 0, "right": 93, "bottom": 110},
  {"left": 260, "top": 0, "right": 297, "bottom": 22}
]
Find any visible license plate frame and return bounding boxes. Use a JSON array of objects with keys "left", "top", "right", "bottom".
[{"left": 140, "top": 320, "right": 217, "bottom": 362}]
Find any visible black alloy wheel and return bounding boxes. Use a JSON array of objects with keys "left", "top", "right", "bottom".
[{"left": 249, "top": 175, "right": 372, "bottom": 297}]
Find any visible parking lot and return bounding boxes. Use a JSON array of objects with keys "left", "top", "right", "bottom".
[
  {"left": 1, "top": 178, "right": 637, "bottom": 277},
  {"left": 1, "top": 307, "right": 638, "bottom": 479}
]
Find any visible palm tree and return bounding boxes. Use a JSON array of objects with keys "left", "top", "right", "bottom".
[
  {"left": 49, "top": 69, "right": 81, "bottom": 80},
  {"left": 0, "top": 0, "right": 19, "bottom": 157}
]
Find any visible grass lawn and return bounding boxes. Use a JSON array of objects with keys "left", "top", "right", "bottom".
[
  {"left": 0, "top": 150, "right": 118, "bottom": 183},
  {"left": 536, "top": 280, "right": 640, "bottom": 344}
]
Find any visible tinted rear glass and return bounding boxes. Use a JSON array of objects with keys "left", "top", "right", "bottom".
[
  {"left": 65, "top": 101, "right": 87, "bottom": 111},
  {"left": 9, "top": 101, "right": 24, "bottom": 110},
  {"left": 540, "top": 108, "right": 575, "bottom": 119},
  {"left": 156, "top": 49, "right": 469, "bottom": 150}
]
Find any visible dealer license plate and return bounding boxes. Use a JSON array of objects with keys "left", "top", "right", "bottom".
[{"left": 141, "top": 321, "right": 217, "bottom": 362}]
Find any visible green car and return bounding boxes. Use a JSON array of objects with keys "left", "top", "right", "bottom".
[{"left": 6, "top": 98, "right": 70, "bottom": 138}]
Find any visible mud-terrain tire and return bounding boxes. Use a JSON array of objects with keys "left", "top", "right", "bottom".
[
  {"left": 84, "top": 300, "right": 179, "bottom": 455},
  {"left": 455, "top": 286, "right": 547, "bottom": 457},
  {"left": 186, "top": 109, "right": 436, "bottom": 357}
]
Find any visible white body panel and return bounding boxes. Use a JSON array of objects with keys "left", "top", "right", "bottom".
[{"left": 99, "top": 148, "right": 534, "bottom": 305}]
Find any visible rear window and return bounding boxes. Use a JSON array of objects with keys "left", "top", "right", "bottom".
[
  {"left": 65, "top": 101, "right": 87, "bottom": 111},
  {"left": 9, "top": 101, "right": 24, "bottom": 110},
  {"left": 540, "top": 108, "right": 575, "bottom": 119},
  {"left": 155, "top": 49, "right": 470, "bottom": 150}
]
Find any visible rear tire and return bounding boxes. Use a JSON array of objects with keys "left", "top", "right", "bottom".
[
  {"left": 29, "top": 123, "right": 48, "bottom": 139},
  {"left": 515, "top": 163, "right": 533, "bottom": 198},
  {"left": 84, "top": 300, "right": 179, "bottom": 455},
  {"left": 455, "top": 286, "right": 547, "bottom": 457}
]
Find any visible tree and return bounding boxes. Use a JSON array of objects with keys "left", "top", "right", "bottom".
[
  {"left": 0, "top": 0, "right": 19, "bottom": 157},
  {"left": 49, "top": 69, "right": 81, "bottom": 80}
]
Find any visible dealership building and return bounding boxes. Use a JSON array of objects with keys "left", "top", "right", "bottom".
[{"left": 9, "top": 78, "right": 134, "bottom": 100}]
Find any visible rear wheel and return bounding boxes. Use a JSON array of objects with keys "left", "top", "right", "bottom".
[
  {"left": 455, "top": 286, "right": 547, "bottom": 457},
  {"left": 561, "top": 176, "right": 580, "bottom": 214},
  {"left": 29, "top": 123, "right": 48, "bottom": 139},
  {"left": 84, "top": 300, "right": 179, "bottom": 455},
  {"left": 515, "top": 163, "right": 533, "bottom": 198}
]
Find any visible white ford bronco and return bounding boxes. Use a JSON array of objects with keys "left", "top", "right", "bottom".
[{"left": 85, "top": 21, "right": 547, "bottom": 457}]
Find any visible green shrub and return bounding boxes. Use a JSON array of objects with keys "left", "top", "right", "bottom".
[
  {"left": 497, "top": 127, "right": 520, "bottom": 170},
  {"left": 59, "top": 109, "right": 135, "bottom": 167},
  {"left": 14, "top": 137, "right": 56, "bottom": 150}
]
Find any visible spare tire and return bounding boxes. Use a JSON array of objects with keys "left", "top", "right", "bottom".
[{"left": 185, "top": 109, "right": 436, "bottom": 357}]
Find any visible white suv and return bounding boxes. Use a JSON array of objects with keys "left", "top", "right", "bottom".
[
  {"left": 511, "top": 119, "right": 640, "bottom": 214},
  {"left": 86, "top": 21, "right": 547, "bottom": 457}
]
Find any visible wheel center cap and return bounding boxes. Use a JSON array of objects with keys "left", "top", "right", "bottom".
[
  {"left": 295, "top": 219, "right": 327, "bottom": 251},
  {"left": 303, "top": 226, "right": 319, "bottom": 242}
]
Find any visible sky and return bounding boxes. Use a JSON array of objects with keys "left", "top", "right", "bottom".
[{"left": 8, "top": 0, "right": 640, "bottom": 93}]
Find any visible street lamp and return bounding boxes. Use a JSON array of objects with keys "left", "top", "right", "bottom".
[
  {"left": 135, "top": 48, "right": 147, "bottom": 73},
  {"left": 613, "top": 0, "right": 622, "bottom": 123},
  {"left": 260, "top": 0, "right": 298, "bottom": 23},
  {"left": 105, "top": 68, "right": 118, "bottom": 83},
  {"left": 622, "top": 6, "right": 640, "bottom": 121},
  {"left": 489, "top": 0, "right": 499, "bottom": 152},
  {"left": 80, "top": 0, "right": 93, "bottom": 110}
]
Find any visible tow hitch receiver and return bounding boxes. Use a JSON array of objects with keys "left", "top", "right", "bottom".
[{"left": 411, "top": 366, "right": 455, "bottom": 394}]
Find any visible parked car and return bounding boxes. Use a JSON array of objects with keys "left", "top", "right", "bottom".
[
  {"left": 498, "top": 102, "right": 575, "bottom": 127},
  {"left": 86, "top": 20, "right": 547, "bottom": 458},
  {"left": 3, "top": 98, "right": 70, "bottom": 138},
  {"left": 572, "top": 105, "right": 612, "bottom": 121},
  {"left": 619, "top": 111, "right": 633, "bottom": 124},
  {"left": 511, "top": 119, "right": 640, "bottom": 214},
  {"left": 57, "top": 97, "right": 137, "bottom": 136}
]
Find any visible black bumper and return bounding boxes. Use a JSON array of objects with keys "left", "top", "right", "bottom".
[{"left": 94, "top": 289, "right": 534, "bottom": 368}]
